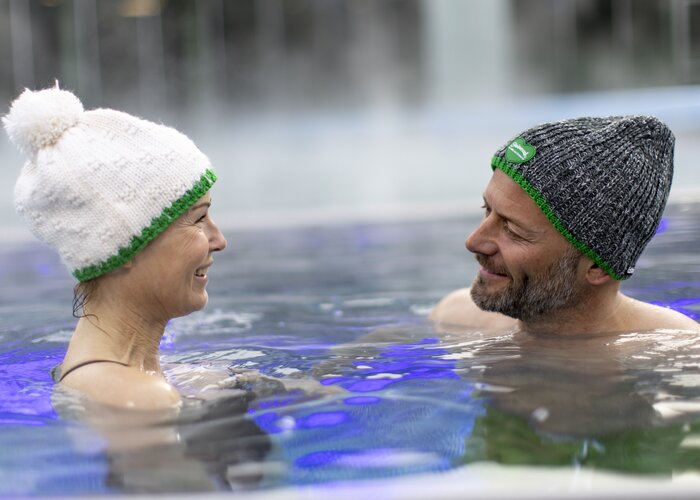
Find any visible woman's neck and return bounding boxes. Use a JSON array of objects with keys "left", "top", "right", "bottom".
[{"left": 66, "top": 297, "right": 167, "bottom": 373}]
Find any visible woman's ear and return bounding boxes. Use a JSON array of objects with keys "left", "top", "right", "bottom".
[{"left": 585, "top": 262, "right": 613, "bottom": 286}]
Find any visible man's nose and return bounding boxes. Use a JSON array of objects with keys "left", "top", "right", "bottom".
[{"left": 466, "top": 218, "right": 498, "bottom": 256}]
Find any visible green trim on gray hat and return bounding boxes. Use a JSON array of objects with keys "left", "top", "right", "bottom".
[
  {"left": 489, "top": 116, "right": 674, "bottom": 281},
  {"left": 73, "top": 169, "right": 217, "bottom": 282},
  {"left": 491, "top": 156, "right": 622, "bottom": 280}
]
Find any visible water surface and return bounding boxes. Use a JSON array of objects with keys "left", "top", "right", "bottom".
[{"left": 2, "top": 204, "right": 700, "bottom": 496}]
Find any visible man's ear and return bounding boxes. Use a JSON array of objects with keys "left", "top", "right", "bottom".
[{"left": 585, "top": 262, "right": 613, "bottom": 286}]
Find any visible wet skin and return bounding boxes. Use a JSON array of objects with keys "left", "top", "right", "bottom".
[
  {"left": 59, "top": 192, "right": 228, "bottom": 409},
  {"left": 431, "top": 170, "right": 700, "bottom": 334}
]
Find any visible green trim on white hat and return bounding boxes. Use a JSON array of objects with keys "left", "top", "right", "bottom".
[{"left": 73, "top": 169, "right": 217, "bottom": 282}]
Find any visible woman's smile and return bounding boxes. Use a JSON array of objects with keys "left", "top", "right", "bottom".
[{"left": 194, "top": 260, "right": 213, "bottom": 280}]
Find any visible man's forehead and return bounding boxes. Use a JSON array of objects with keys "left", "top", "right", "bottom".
[{"left": 484, "top": 170, "right": 550, "bottom": 228}]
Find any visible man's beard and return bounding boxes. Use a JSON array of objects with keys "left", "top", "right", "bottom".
[{"left": 470, "top": 248, "right": 582, "bottom": 322}]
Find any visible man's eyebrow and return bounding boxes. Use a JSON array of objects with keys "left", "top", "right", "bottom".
[
  {"left": 505, "top": 216, "right": 532, "bottom": 233},
  {"left": 482, "top": 195, "right": 533, "bottom": 232}
]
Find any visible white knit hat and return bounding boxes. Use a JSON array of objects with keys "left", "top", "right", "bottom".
[{"left": 2, "top": 86, "right": 216, "bottom": 282}]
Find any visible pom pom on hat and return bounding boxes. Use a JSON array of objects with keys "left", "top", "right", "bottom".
[
  {"left": 3, "top": 85, "right": 215, "bottom": 281},
  {"left": 2, "top": 85, "right": 84, "bottom": 156}
]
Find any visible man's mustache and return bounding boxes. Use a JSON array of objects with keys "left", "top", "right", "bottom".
[{"left": 475, "top": 253, "right": 510, "bottom": 277}]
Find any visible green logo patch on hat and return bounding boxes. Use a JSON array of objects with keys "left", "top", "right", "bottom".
[{"left": 505, "top": 138, "right": 536, "bottom": 164}]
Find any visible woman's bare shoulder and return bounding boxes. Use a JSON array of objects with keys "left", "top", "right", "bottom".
[{"left": 61, "top": 363, "right": 181, "bottom": 410}]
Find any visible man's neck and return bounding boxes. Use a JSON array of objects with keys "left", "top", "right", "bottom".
[{"left": 518, "top": 286, "right": 628, "bottom": 336}]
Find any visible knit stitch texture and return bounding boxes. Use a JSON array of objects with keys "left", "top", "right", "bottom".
[
  {"left": 491, "top": 116, "right": 674, "bottom": 280},
  {"left": 3, "top": 87, "right": 216, "bottom": 281}
]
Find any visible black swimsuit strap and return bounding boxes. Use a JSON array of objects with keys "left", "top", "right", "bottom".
[{"left": 58, "top": 359, "right": 130, "bottom": 382}]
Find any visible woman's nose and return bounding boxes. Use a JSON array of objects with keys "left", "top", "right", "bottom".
[{"left": 209, "top": 219, "right": 227, "bottom": 252}]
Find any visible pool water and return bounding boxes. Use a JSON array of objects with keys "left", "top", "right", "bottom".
[{"left": 2, "top": 203, "right": 700, "bottom": 497}]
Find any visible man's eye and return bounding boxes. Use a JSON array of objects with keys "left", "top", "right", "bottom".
[
  {"left": 481, "top": 204, "right": 491, "bottom": 216},
  {"left": 196, "top": 213, "right": 207, "bottom": 223},
  {"left": 503, "top": 222, "right": 522, "bottom": 239}
]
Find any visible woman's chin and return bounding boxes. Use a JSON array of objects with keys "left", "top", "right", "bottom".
[
  {"left": 191, "top": 291, "right": 209, "bottom": 312},
  {"left": 172, "top": 292, "right": 209, "bottom": 318}
]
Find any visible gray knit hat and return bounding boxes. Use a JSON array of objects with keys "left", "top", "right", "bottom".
[{"left": 491, "top": 116, "right": 674, "bottom": 280}]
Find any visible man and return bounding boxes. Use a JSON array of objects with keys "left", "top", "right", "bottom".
[{"left": 431, "top": 116, "right": 699, "bottom": 334}]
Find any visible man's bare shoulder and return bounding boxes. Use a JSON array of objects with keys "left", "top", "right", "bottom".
[
  {"left": 430, "top": 288, "right": 518, "bottom": 329},
  {"left": 625, "top": 297, "right": 700, "bottom": 333}
]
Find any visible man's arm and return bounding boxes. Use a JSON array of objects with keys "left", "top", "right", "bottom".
[{"left": 430, "top": 288, "right": 518, "bottom": 329}]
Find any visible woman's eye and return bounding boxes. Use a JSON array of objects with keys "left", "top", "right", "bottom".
[{"left": 196, "top": 213, "right": 207, "bottom": 224}]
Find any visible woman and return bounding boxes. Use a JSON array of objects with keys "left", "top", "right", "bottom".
[{"left": 3, "top": 86, "right": 227, "bottom": 409}]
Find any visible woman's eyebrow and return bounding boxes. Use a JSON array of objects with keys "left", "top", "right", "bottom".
[{"left": 190, "top": 201, "right": 211, "bottom": 211}]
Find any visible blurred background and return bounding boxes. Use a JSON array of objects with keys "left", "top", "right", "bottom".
[{"left": 1, "top": 0, "right": 700, "bottom": 237}]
